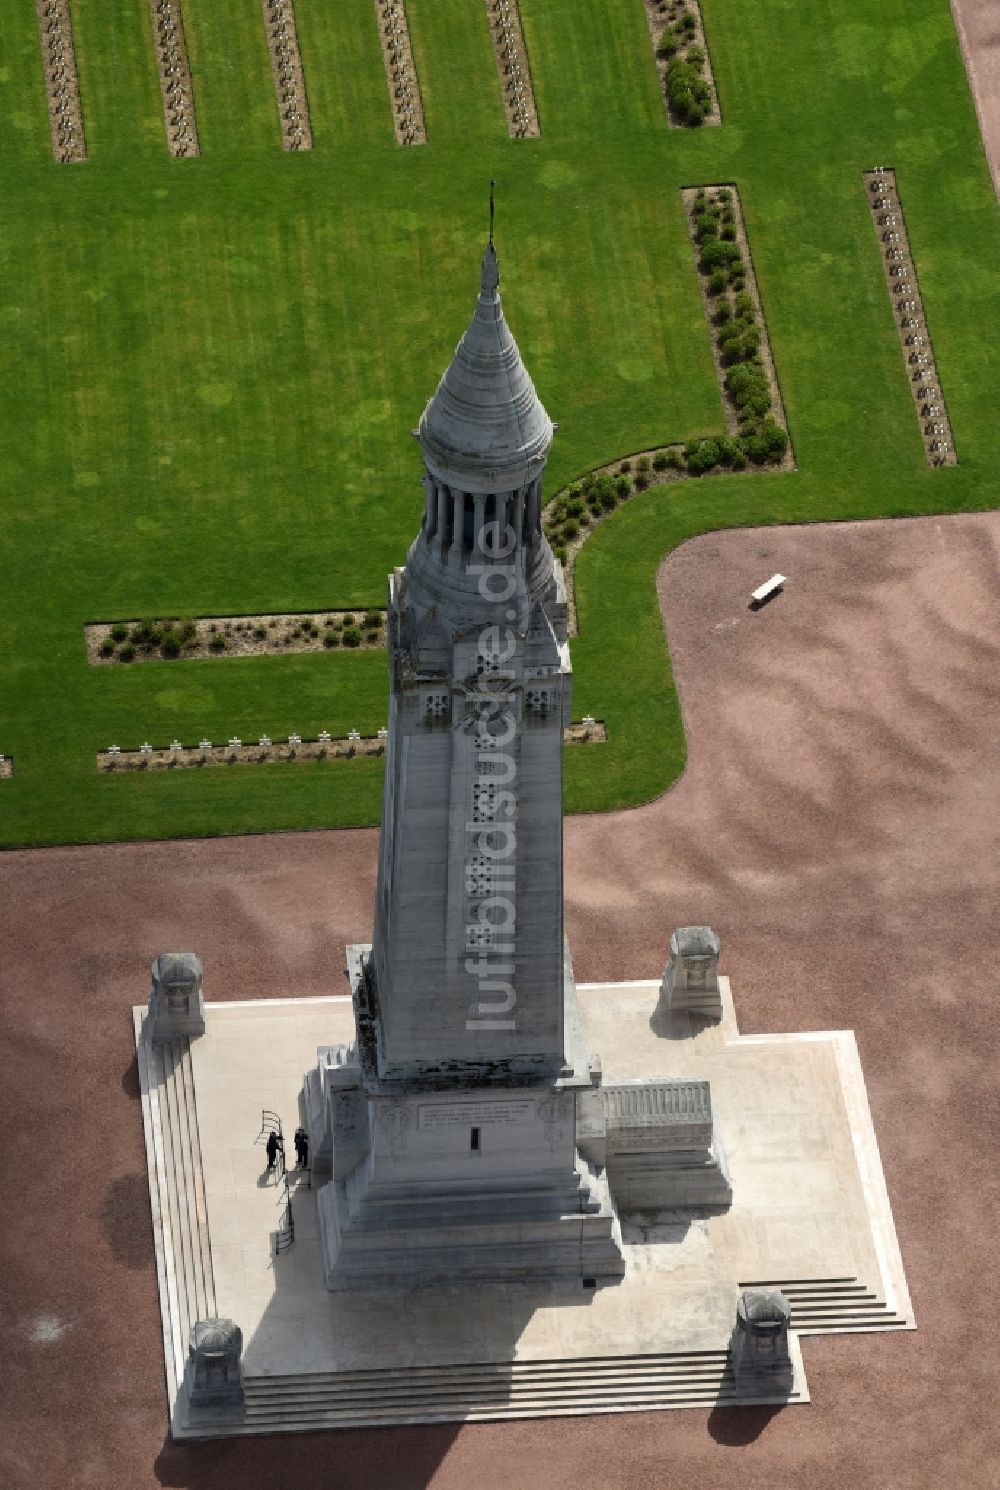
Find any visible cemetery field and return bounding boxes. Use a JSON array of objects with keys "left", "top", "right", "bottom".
[{"left": 0, "top": 0, "right": 997, "bottom": 848}]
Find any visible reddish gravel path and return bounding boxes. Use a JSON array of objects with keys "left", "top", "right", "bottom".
[
  {"left": 1, "top": 512, "right": 999, "bottom": 1490},
  {"left": 951, "top": 0, "right": 1000, "bottom": 196}
]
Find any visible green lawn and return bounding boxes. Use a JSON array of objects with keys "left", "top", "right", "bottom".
[{"left": 0, "top": 0, "right": 996, "bottom": 847}]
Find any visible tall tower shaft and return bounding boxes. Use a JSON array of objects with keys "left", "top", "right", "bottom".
[
  {"left": 303, "top": 238, "right": 623, "bottom": 1291},
  {"left": 366, "top": 241, "right": 570, "bottom": 1083}
]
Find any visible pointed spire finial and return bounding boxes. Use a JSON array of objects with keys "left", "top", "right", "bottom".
[{"left": 481, "top": 181, "right": 500, "bottom": 296}]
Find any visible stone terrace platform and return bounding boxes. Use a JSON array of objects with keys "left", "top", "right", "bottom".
[{"left": 135, "top": 976, "right": 912, "bottom": 1438}]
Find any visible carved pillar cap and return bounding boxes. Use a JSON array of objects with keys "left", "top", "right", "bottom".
[
  {"left": 736, "top": 1289, "right": 792, "bottom": 1336},
  {"left": 189, "top": 1316, "right": 242, "bottom": 1364},
  {"left": 149, "top": 952, "right": 206, "bottom": 1041},
  {"left": 670, "top": 926, "right": 721, "bottom": 960},
  {"left": 152, "top": 951, "right": 203, "bottom": 990}
]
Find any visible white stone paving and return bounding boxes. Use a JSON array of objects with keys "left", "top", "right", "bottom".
[{"left": 135, "top": 973, "right": 912, "bottom": 1426}]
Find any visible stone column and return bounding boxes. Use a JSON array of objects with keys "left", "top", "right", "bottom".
[
  {"left": 148, "top": 953, "right": 206, "bottom": 1042},
  {"left": 448, "top": 489, "right": 463, "bottom": 565},
  {"left": 660, "top": 926, "right": 722, "bottom": 1019},
  {"left": 730, "top": 1290, "right": 793, "bottom": 1396},
  {"left": 472, "top": 494, "right": 486, "bottom": 560},
  {"left": 183, "top": 1317, "right": 245, "bottom": 1422},
  {"left": 437, "top": 482, "right": 449, "bottom": 554}
]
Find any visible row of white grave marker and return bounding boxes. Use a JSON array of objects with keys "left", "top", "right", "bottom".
[
  {"left": 107, "top": 730, "right": 388, "bottom": 757},
  {"left": 106, "top": 720, "right": 600, "bottom": 758}
]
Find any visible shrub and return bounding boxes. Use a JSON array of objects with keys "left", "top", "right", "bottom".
[
  {"left": 581, "top": 471, "right": 596, "bottom": 493},
  {"left": 634, "top": 471, "right": 650, "bottom": 491},
  {"left": 363, "top": 610, "right": 381, "bottom": 629},
  {"left": 119, "top": 643, "right": 136, "bottom": 662},
  {"left": 565, "top": 497, "right": 584, "bottom": 519},
  {"left": 324, "top": 631, "right": 340, "bottom": 648},
  {"left": 664, "top": 448, "right": 684, "bottom": 469},
  {"left": 160, "top": 632, "right": 181, "bottom": 659},
  {"left": 130, "top": 620, "right": 158, "bottom": 646},
  {"left": 685, "top": 438, "right": 721, "bottom": 474},
  {"left": 678, "top": 8, "right": 696, "bottom": 32},
  {"left": 734, "top": 292, "right": 754, "bottom": 319},
  {"left": 730, "top": 445, "right": 748, "bottom": 469},
  {"left": 563, "top": 519, "right": 579, "bottom": 540},
  {"left": 615, "top": 474, "right": 632, "bottom": 498},
  {"left": 209, "top": 634, "right": 227, "bottom": 652},
  {"left": 715, "top": 436, "right": 743, "bottom": 467},
  {"left": 99, "top": 638, "right": 115, "bottom": 657},
  {"left": 253, "top": 624, "right": 267, "bottom": 640},
  {"left": 342, "top": 626, "right": 362, "bottom": 647},
  {"left": 715, "top": 301, "right": 732, "bottom": 325},
  {"left": 177, "top": 618, "right": 196, "bottom": 642},
  {"left": 699, "top": 238, "right": 730, "bottom": 272},
  {"left": 687, "top": 45, "right": 705, "bottom": 69},
  {"left": 554, "top": 546, "right": 567, "bottom": 564},
  {"left": 721, "top": 223, "right": 736, "bottom": 242},
  {"left": 708, "top": 268, "right": 729, "bottom": 295},
  {"left": 637, "top": 456, "right": 652, "bottom": 475},
  {"left": 760, "top": 418, "right": 789, "bottom": 460},
  {"left": 717, "top": 188, "right": 732, "bottom": 204},
  {"left": 687, "top": 105, "right": 707, "bottom": 126},
  {"left": 568, "top": 483, "right": 582, "bottom": 498},
  {"left": 695, "top": 214, "right": 719, "bottom": 242},
  {"left": 110, "top": 622, "right": 128, "bottom": 643},
  {"left": 657, "top": 32, "right": 679, "bottom": 59},
  {"left": 342, "top": 614, "right": 354, "bottom": 627},
  {"left": 653, "top": 451, "right": 670, "bottom": 470},
  {"left": 619, "top": 459, "right": 631, "bottom": 473}
]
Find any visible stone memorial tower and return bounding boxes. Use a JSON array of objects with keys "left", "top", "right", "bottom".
[{"left": 304, "top": 235, "right": 625, "bottom": 1290}]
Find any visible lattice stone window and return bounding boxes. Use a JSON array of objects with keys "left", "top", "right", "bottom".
[
  {"left": 476, "top": 651, "right": 504, "bottom": 676},
  {"left": 472, "top": 783, "right": 498, "bottom": 822},
  {"left": 424, "top": 692, "right": 450, "bottom": 720},
  {"left": 525, "top": 689, "right": 550, "bottom": 715},
  {"left": 466, "top": 923, "right": 493, "bottom": 948},
  {"left": 465, "top": 856, "right": 494, "bottom": 896}
]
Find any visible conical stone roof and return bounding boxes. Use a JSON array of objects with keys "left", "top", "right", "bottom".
[{"left": 418, "top": 242, "right": 553, "bottom": 490}]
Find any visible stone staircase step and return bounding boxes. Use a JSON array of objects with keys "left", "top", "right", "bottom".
[
  {"left": 245, "top": 1370, "right": 736, "bottom": 1409},
  {"left": 141, "top": 1028, "right": 216, "bottom": 1399}
]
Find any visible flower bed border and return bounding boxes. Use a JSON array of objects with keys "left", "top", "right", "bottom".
[
  {"left": 261, "top": 0, "right": 313, "bottom": 151},
  {"left": 642, "top": 0, "right": 720, "bottom": 128},
  {"left": 85, "top": 609, "right": 387, "bottom": 666},
  {"left": 484, "top": 0, "right": 540, "bottom": 139},
  {"left": 864, "top": 168, "right": 957, "bottom": 468},
  {"left": 148, "top": 0, "right": 200, "bottom": 158},
  {"left": 544, "top": 183, "right": 792, "bottom": 633},
  {"left": 375, "top": 0, "right": 426, "bottom": 145},
  {"left": 36, "top": 0, "right": 87, "bottom": 163}
]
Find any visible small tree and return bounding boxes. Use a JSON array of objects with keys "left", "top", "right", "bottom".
[{"left": 708, "top": 268, "right": 729, "bottom": 295}]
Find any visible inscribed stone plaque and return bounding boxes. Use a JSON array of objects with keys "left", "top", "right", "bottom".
[{"left": 419, "top": 1099, "right": 534, "bottom": 1130}]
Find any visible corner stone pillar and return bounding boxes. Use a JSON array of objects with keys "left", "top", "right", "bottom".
[
  {"left": 661, "top": 926, "right": 722, "bottom": 1018},
  {"left": 730, "top": 1290, "right": 793, "bottom": 1396},
  {"left": 148, "top": 952, "right": 206, "bottom": 1041},
  {"left": 184, "top": 1317, "right": 245, "bottom": 1421}
]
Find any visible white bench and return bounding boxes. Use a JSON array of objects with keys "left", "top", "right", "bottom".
[{"left": 750, "top": 573, "right": 786, "bottom": 609}]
